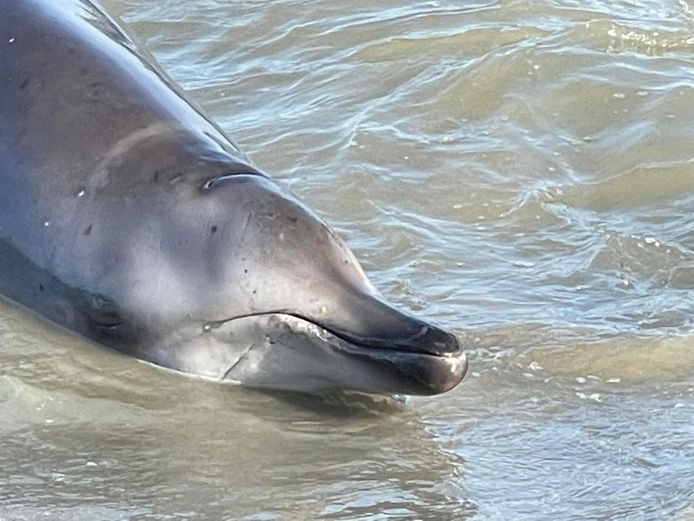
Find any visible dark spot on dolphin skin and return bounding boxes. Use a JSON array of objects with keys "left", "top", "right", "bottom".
[
  {"left": 83, "top": 225, "right": 92, "bottom": 236},
  {"left": 286, "top": 215, "right": 298, "bottom": 223},
  {"left": 88, "top": 81, "right": 102, "bottom": 98},
  {"left": 20, "top": 76, "right": 30, "bottom": 90},
  {"left": 39, "top": 284, "right": 44, "bottom": 292},
  {"left": 153, "top": 170, "right": 160, "bottom": 182},
  {"left": 211, "top": 225, "right": 218, "bottom": 234},
  {"left": 244, "top": 269, "right": 248, "bottom": 274}
]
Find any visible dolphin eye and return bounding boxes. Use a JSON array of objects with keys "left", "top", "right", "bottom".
[{"left": 83, "top": 293, "right": 125, "bottom": 330}]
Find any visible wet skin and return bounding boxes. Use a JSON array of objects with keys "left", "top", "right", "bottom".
[{"left": 0, "top": 0, "right": 467, "bottom": 395}]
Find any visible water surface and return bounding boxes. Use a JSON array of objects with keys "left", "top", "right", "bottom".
[{"left": 2, "top": 0, "right": 693, "bottom": 519}]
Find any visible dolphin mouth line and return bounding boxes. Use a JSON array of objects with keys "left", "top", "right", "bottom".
[
  {"left": 211, "top": 312, "right": 467, "bottom": 395},
  {"left": 208, "top": 311, "right": 462, "bottom": 359}
]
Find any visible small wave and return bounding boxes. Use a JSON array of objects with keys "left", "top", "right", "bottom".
[{"left": 529, "top": 335, "right": 694, "bottom": 382}]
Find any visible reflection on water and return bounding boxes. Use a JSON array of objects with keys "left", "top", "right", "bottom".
[{"left": 2, "top": 0, "right": 694, "bottom": 519}]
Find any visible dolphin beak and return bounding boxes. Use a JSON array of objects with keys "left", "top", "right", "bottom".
[
  {"left": 327, "top": 306, "right": 462, "bottom": 356},
  {"left": 307, "top": 293, "right": 469, "bottom": 395},
  {"left": 335, "top": 325, "right": 468, "bottom": 395},
  {"left": 207, "top": 281, "right": 468, "bottom": 395},
  {"left": 343, "top": 340, "right": 468, "bottom": 395},
  {"left": 216, "top": 311, "right": 468, "bottom": 396}
]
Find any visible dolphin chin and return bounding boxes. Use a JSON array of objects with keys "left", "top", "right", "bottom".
[{"left": 200, "top": 313, "right": 468, "bottom": 396}]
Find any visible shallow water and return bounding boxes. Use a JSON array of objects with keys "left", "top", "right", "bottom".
[{"left": 2, "top": 0, "right": 693, "bottom": 519}]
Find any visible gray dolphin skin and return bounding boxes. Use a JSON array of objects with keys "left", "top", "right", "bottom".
[{"left": 0, "top": 0, "right": 467, "bottom": 395}]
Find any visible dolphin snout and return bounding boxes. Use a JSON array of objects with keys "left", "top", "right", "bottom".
[
  {"left": 356, "top": 319, "right": 463, "bottom": 358},
  {"left": 323, "top": 292, "right": 469, "bottom": 394},
  {"left": 324, "top": 292, "right": 462, "bottom": 356},
  {"left": 399, "top": 323, "right": 461, "bottom": 357}
]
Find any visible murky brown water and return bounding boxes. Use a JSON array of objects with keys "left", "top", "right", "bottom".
[{"left": 2, "top": 0, "right": 694, "bottom": 519}]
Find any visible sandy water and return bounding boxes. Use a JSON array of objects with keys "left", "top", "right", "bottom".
[{"left": 1, "top": 0, "right": 693, "bottom": 519}]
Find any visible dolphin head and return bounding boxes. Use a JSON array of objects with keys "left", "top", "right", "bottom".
[{"left": 98, "top": 173, "right": 467, "bottom": 396}]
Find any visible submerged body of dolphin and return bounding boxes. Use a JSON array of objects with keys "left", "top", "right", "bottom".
[{"left": 0, "top": 0, "right": 467, "bottom": 395}]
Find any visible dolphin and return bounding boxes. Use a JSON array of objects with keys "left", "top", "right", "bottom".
[{"left": 0, "top": 0, "right": 467, "bottom": 395}]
